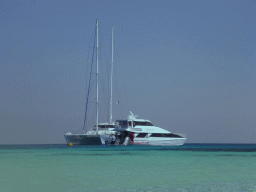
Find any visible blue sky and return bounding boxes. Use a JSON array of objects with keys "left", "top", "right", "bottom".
[{"left": 0, "top": 0, "right": 255, "bottom": 144}]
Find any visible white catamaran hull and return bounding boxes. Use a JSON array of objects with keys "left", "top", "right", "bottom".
[{"left": 129, "top": 137, "right": 186, "bottom": 146}]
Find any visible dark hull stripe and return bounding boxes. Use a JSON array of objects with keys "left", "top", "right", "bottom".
[{"left": 134, "top": 133, "right": 183, "bottom": 138}]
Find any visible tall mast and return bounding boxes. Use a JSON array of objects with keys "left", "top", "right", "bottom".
[
  {"left": 96, "top": 19, "right": 99, "bottom": 132},
  {"left": 109, "top": 26, "right": 114, "bottom": 123}
]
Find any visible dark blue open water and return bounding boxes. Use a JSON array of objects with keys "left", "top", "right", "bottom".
[{"left": 1, "top": 144, "right": 256, "bottom": 191}]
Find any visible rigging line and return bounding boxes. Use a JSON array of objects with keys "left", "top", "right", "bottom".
[
  {"left": 83, "top": 25, "right": 97, "bottom": 131},
  {"left": 85, "top": 25, "right": 98, "bottom": 96},
  {"left": 84, "top": 24, "right": 97, "bottom": 130}
]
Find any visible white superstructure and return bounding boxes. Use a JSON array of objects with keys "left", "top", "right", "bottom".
[{"left": 102, "top": 112, "right": 186, "bottom": 146}]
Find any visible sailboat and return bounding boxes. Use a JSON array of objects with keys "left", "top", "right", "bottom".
[{"left": 64, "top": 20, "right": 117, "bottom": 145}]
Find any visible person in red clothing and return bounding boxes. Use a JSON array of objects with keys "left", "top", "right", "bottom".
[{"left": 129, "top": 132, "right": 135, "bottom": 141}]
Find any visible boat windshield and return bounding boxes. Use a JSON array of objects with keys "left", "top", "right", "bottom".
[{"left": 117, "top": 120, "right": 128, "bottom": 127}]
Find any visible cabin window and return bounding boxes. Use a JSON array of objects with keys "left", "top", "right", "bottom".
[
  {"left": 92, "top": 125, "right": 115, "bottom": 129},
  {"left": 134, "top": 121, "right": 154, "bottom": 126},
  {"left": 119, "top": 121, "right": 128, "bottom": 127},
  {"left": 162, "top": 133, "right": 183, "bottom": 138},
  {"left": 106, "top": 125, "right": 115, "bottom": 128},
  {"left": 123, "top": 121, "right": 128, "bottom": 127},
  {"left": 136, "top": 133, "right": 148, "bottom": 138},
  {"left": 150, "top": 133, "right": 163, "bottom": 137},
  {"left": 128, "top": 121, "right": 132, "bottom": 127},
  {"left": 150, "top": 133, "right": 182, "bottom": 138}
]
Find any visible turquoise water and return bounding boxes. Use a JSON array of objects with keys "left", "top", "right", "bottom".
[{"left": 1, "top": 144, "right": 256, "bottom": 192}]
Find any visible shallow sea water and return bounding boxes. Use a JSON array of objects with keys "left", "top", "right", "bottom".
[{"left": 0, "top": 144, "right": 256, "bottom": 192}]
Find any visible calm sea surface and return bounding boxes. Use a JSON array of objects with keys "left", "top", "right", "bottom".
[{"left": 1, "top": 144, "right": 256, "bottom": 192}]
